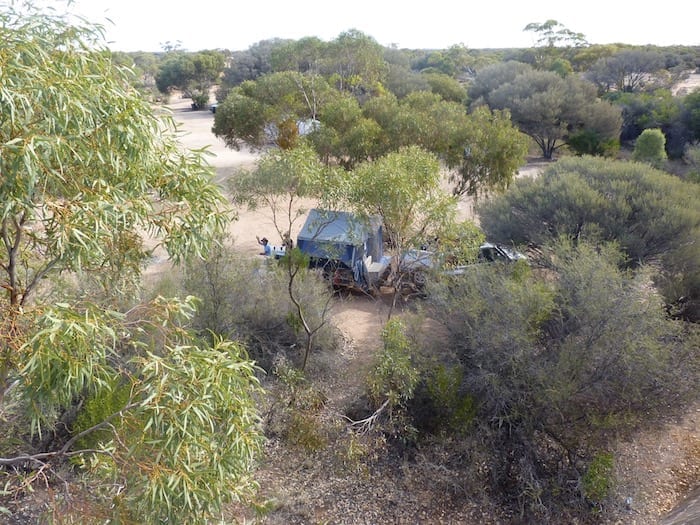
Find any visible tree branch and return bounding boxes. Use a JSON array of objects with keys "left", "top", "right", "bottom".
[{"left": 0, "top": 400, "right": 140, "bottom": 466}]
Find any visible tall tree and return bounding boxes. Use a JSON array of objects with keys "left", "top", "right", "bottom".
[
  {"left": 213, "top": 71, "right": 335, "bottom": 150},
  {"left": 347, "top": 146, "right": 458, "bottom": 310},
  {"left": 360, "top": 91, "right": 527, "bottom": 196},
  {"left": 683, "top": 88, "right": 700, "bottom": 142},
  {"left": 523, "top": 19, "right": 588, "bottom": 70},
  {"left": 156, "top": 50, "right": 225, "bottom": 106},
  {"left": 321, "top": 29, "right": 386, "bottom": 95},
  {"left": 309, "top": 92, "right": 384, "bottom": 166},
  {"left": 467, "top": 61, "right": 532, "bottom": 105},
  {"left": 0, "top": 6, "right": 262, "bottom": 522},
  {"left": 585, "top": 49, "right": 666, "bottom": 94},
  {"left": 485, "top": 69, "right": 622, "bottom": 158},
  {"left": 217, "top": 38, "right": 291, "bottom": 100},
  {"left": 228, "top": 143, "right": 339, "bottom": 370},
  {"left": 524, "top": 19, "right": 588, "bottom": 49},
  {"left": 214, "top": 67, "right": 527, "bottom": 196},
  {"left": 449, "top": 106, "right": 529, "bottom": 197},
  {"left": 270, "top": 36, "right": 326, "bottom": 73}
]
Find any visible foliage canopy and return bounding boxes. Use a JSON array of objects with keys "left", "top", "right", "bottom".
[
  {"left": 478, "top": 156, "right": 700, "bottom": 320},
  {"left": 428, "top": 240, "right": 698, "bottom": 518},
  {"left": 472, "top": 63, "right": 622, "bottom": 158},
  {"left": 0, "top": 7, "right": 262, "bottom": 522}
]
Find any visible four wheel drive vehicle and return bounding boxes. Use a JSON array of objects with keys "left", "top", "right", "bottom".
[
  {"left": 400, "top": 243, "right": 528, "bottom": 282},
  {"left": 401, "top": 243, "right": 527, "bottom": 271},
  {"left": 477, "top": 242, "right": 527, "bottom": 263}
]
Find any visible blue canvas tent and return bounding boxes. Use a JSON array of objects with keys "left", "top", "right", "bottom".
[{"left": 297, "top": 209, "right": 388, "bottom": 288}]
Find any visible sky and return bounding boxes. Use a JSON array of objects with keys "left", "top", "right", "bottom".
[{"left": 32, "top": 0, "right": 700, "bottom": 52}]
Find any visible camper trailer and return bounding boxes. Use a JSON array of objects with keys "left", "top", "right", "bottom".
[{"left": 296, "top": 209, "right": 391, "bottom": 292}]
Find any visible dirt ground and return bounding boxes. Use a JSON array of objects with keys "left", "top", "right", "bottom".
[
  {"left": 673, "top": 72, "right": 700, "bottom": 96},
  {"left": 163, "top": 94, "right": 700, "bottom": 524}
]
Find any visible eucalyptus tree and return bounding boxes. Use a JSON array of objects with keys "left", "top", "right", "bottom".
[
  {"left": 307, "top": 92, "right": 384, "bottom": 167},
  {"left": 217, "top": 38, "right": 291, "bottom": 100},
  {"left": 347, "top": 146, "right": 460, "bottom": 311},
  {"left": 0, "top": 6, "right": 262, "bottom": 522},
  {"left": 485, "top": 68, "right": 622, "bottom": 158},
  {"left": 156, "top": 49, "right": 226, "bottom": 107},
  {"left": 523, "top": 19, "right": 588, "bottom": 70},
  {"left": 413, "top": 44, "right": 477, "bottom": 78},
  {"left": 467, "top": 60, "right": 532, "bottom": 105},
  {"left": 585, "top": 49, "right": 666, "bottom": 94},
  {"left": 213, "top": 71, "right": 336, "bottom": 150},
  {"left": 214, "top": 67, "right": 526, "bottom": 196},
  {"left": 229, "top": 143, "right": 342, "bottom": 370},
  {"left": 270, "top": 36, "right": 326, "bottom": 73},
  {"left": 363, "top": 92, "right": 528, "bottom": 196},
  {"left": 449, "top": 106, "right": 529, "bottom": 197},
  {"left": 685, "top": 88, "right": 700, "bottom": 142},
  {"left": 321, "top": 29, "right": 387, "bottom": 95}
]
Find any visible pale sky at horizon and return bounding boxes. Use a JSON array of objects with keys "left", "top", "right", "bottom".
[{"left": 29, "top": 0, "right": 700, "bottom": 52}]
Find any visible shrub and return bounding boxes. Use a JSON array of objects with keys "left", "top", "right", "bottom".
[
  {"left": 683, "top": 144, "right": 700, "bottom": 184},
  {"left": 191, "top": 92, "right": 210, "bottom": 110},
  {"left": 427, "top": 239, "right": 699, "bottom": 519},
  {"left": 582, "top": 452, "right": 615, "bottom": 504},
  {"left": 409, "top": 364, "right": 476, "bottom": 435},
  {"left": 633, "top": 128, "right": 667, "bottom": 166},
  {"left": 286, "top": 412, "right": 328, "bottom": 451},
  {"left": 567, "top": 129, "right": 620, "bottom": 157},
  {"left": 182, "top": 242, "right": 341, "bottom": 370},
  {"left": 477, "top": 155, "right": 700, "bottom": 320},
  {"left": 367, "top": 319, "right": 420, "bottom": 410},
  {"left": 71, "top": 379, "right": 131, "bottom": 451},
  {"left": 267, "top": 358, "right": 329, "bottom": 452}
]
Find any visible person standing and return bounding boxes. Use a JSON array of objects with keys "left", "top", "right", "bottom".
[{"left": 282, "top": 232, "right": 293, "bottom": 251}]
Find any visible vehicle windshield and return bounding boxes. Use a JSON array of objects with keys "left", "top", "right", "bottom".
[{"left": 501, "top": 246, "right": 520, "bottom": 259}]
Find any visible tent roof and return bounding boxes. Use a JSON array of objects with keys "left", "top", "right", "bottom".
[{"left": 297, "top": 209, "right": 376, "bottom": 245}]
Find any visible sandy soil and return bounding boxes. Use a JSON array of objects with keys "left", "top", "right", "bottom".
[{"left": 673, "top": 72, "right": 700, "bottom": 96}]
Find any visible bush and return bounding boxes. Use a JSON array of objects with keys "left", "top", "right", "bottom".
[
  {"left": 355, "top": 318, "right": 422, "bottom": 446},
  {"left": 366, "top": 319, "right": 420, "bottom": 410},
  {"left": 567, "top": 129, "right": 620, "bottom": 157},
  {"left": 181, "top": 242, "right": 341, "bottom": 370},
  {"left": 477, "top": 155, "right": 700, "bottom": 320},
  {"left": 265, "top": 359, "right": 329, "bottom": 452},
  {"left": 633, "top": 128, "right": 667, "bottom": 166},
  {"left": 71, "top": 379, "right": 131, "bottom": 450},
  {"left": 408, "top": 364, "right": 476, "bottom": 435},
  {"left": 427, "top": 239, "right": 699, "bottom": 519},
  {"left": 582, "top": 452, "right": 615, "bottom": 505},
  {"left": 683, "top": 144, "right": 700, "bottom": 184},
  {"left": 191, "top": 92, "right": 210, "bottom": 110}
]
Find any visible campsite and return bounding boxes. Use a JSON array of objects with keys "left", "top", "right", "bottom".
[{"left": 1, "top": 5, "right": 699, "bottom": 524}]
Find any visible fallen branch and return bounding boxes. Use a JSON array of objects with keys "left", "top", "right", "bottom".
[{"left": 346, "top": 399, "right": 390, "bottom": 435}]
